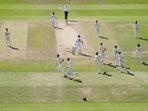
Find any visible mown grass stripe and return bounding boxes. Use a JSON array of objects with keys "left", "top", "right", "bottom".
[{"left": 0, "top": 4, "right": 148, "bottom": 9}]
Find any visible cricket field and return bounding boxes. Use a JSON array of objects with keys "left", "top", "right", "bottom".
[{"left": 0, "top": 0, "right": 148, "bottom": 111}]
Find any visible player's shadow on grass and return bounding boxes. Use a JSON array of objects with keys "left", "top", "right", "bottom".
[
  {"left": 121, "top": 71, "right": 134, "bottom": 76},
  {"left": 98, "top": 72, "right": 112, "bottom": 77},
  {"left": 138, "top": 37, "right": 148, "bottom": 41},
  {"left": 69, "top": 78, "right": 82, "bottom": 83},
  {"left": 122, "top": 66, "right": 130, "bottom": 69},
  {"left": 128, "top": 71, "right": 134, "bottom": 76},
  {"left": 63, "top": 75, "right": 82, "bottom": 83},
  {"left": 54, "top": 27, "right": 63, "bottom": 30},
  {"left": 143, "top": 62, "right": 148, "bottom": 66},
  {"left": 80, "top": 53, "right": 92, "bottom": 57},
  {"left": 104, "top": 63, "right": 131, "bottom": 69},
  {"left": 103, "top": 72, "right": 112, "bottom": 77},
  {"left": 120, "top": 65, "right": 130, "bottom": 69},
  {"left": 8, "top": 46, "right": 19, "bottom": 50},
  {"left": 104, "top": 63, "right": 117, "bottom": 68},
  {"left": 99, "top": 36, "right": 109, "bottom": 40},
  {"left": 68, "top": 20, "right": 77, "bottom": 22}
]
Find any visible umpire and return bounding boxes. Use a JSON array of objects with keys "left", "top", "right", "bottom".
[{"left": 64, "top": 4, "right": 69, "bottom": 23}]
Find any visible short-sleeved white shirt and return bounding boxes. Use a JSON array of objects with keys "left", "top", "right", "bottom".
[{"left": 64, "top": 5, "right": 69, "bottom": 12}]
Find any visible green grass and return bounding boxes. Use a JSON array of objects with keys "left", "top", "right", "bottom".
[
  {"left": 27, "top": 21, "right": 55, "bottom": 50},
  {"left": 27, "top": 20, "right": 56, "bottom": 59},
  {"left": 0, "top": 72, "right": 147, "bottom": 111},
  {"left": 0, "top": 103, "right": 147, "bottom": 111},
  {"left": 0, "top": 60, "right": 147, "bottom": 72},
  {"left": 108, "top": 21, "right": 148, "bottom": 51},
  {"left": 0, "top": 72, "right": 147, "bottom": 102},
  {"left": 0, "top": 61, "right": 56, "bottom": 72},
  {"left": 0, "top": 0, "right": 148, "bottom": 4},
  {"left": 0, "top": 4, "right": 148, "bottom": 19}
]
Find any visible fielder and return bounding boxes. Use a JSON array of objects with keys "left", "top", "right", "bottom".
[
  {"left": 56, "top": 54, "right": 64, "bottom": 72},
  {"left": 113, "top": 45, "right": 120, "bottom": 66},
  {"left": 75, "top": 35, "right": 84, "bottom": 55},
  {"left": 64, "top": 58, "right": 78, "bottom": 78},
  {"left": 133, "top": 21, "right": 139, "bottom": 38},
  {"left": 95, "top": 20, "right": 101, "bottom": 37},
  {"left": 4, "top": 28, "right": 11, "bottom": 47},
  {"left": 51, "top": 12, "right": 57, "bottom": 28},
  {"left": 136, "top": 44, "right": 143, "bottom": 63},
  {"left": 95, "top": 52, "right": 106, "bottom": 74},
  {"left": 99, "top": 43, "right": 106, "bottom": 63},
  {"left": 118, "top": 52, "right": 128, "bottom": 73},
  {"left": 64, "top": 4, "right": 69, "bottom": 24}
]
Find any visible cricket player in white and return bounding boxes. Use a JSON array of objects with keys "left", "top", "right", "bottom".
[
  {"left": 4, "top": 28, "right": 11, "bottom": 46},
  {"left": 113, "top": 45, "right": 120, "bottom": 66},
  {"left": 51, "top": 12, "right": 57, "bottom": 28},
  {"left": 95, "top": 52, "right": 105, "bottom": 74},
  {"left": 136, "top": 44, "right": 143, "bottom": 63},
  {"left": 75, "top": 35, "right": 83, "bottom": 55},
  {"left": 133, "top": 21, "right": 139, "bottom": 38},
  {"left": 57, "top": 54, "right": 64, "bottom": 72},
  {"left": 99, "top": 43, "right": 106, "bottom": 63},
  {"left": 64, "top": 58, "right": 78, "bottom": 78},
  {"left": 118, "top": 52, "right": 128, "bottom": 73},
  {"left": 95, "top": 20, "right": 101, "bottom": 37},
  {"left": 64, "top": 4, "right": 69, "bottom": 24}
]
